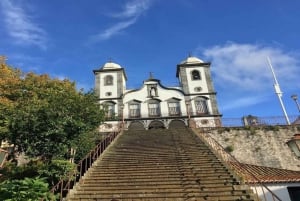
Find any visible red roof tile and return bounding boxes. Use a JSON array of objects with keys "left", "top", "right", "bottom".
[{"left": 229, "top": 162, "right": 300, "bottom": 184}]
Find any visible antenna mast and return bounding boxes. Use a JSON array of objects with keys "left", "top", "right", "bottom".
[{"left": 267, "top": 57, "right": 290, "bottom": 125}]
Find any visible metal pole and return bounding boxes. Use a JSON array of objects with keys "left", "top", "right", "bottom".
[
  {"left": 267, "top": 57, "right": 290, "bottom": 125},
  {"left": 296, "top": 99, "right": 300, "bottom": 113},
  {"left": 291, "top": 94, "right": 300, "bottom": 113}
]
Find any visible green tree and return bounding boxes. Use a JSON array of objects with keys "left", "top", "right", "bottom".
[
  {"left": 1, "top": 65, "right": 104, "bottom": 161},
  {"left": 0, "top": 63, "right": 22, "bottom": 142},
  {"left": 0, "top": 177, "right": 57, "bottom": 201}
]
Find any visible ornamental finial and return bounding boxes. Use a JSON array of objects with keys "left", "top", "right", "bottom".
[{"left": 149, "top": 72, "right": 153, "bottom": 79}]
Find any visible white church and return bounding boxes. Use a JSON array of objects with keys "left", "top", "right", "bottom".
[{"left": 93, "top": 56, "right": 222, "bottom": 131}]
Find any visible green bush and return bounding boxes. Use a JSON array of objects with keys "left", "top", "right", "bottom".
[
  {"left": 0, "top": 159, "right": 76, "bottom": 187},
  {"left": 38, "top": 160, "right": 76, "bottom": 186},
  {"left": 224, "top": 145, "right": 234, "bottom": 153},
  {"left": 0, "top": 177, "right": 57, "bottom": 201},
  {"left": 0, "top": 160, "right": 42, "bottom": 181},
  {"left": 71, "top": 131, "right": 97, "bottom": 163}
]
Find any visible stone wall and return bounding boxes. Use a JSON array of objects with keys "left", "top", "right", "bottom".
[{"left": 203, "top": 126, "right": 300, "bottom": 171}]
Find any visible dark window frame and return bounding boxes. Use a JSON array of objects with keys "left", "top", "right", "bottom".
[
  {"left": 191, "top": 70, "right": 201, "bottom": 80},
  {"left": 104, "top": 75, "right": 113, "bottom": 86}
]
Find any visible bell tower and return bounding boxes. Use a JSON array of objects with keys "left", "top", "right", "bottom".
[
  {"left": 93, "top": 61, "right": 127, "bottom": 118},
  {"left": 176, "top": 56, "right": 220, "bottom": 116},
  {"left": 93, "top": 61, "right": 127, "bottom": 99}
]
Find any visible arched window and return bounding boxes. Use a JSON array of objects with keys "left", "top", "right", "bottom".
[
  {"left": 191, "top": 70, "right": 201, "bottom": 80},
  {"left": 194, "top": 97, "right": 209, "bottom": 114},
  {"left": 104, "top": 75, "right": 113, "bottom": 85}
]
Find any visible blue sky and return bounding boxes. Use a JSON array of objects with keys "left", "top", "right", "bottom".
[{"left": 1, "top": 0, "right": 300, "bottom": 119}]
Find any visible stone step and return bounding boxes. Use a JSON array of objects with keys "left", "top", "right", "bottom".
[
  {"left": 87, "top": 169, "right": 231, "bottom": 176},
  {"left": 89, "top": 166, "right": 229, "bottom": 172},
  {"left": 75, "top": 183, "right": 243, "bottom": 193},
  {"left": 84, "top": 173, "right": 233, "bottom": 180},
  {"left": 79, "top": 178, "right": 239, "bottom": 186},
  {"left": 96, "top": 161, "right": 224, "bottom": 166},
  {"left": 68, "top": 192, "right": 254, "bottom": 201}
]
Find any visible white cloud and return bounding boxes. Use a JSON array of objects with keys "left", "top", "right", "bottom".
[
  {"left": 0, "top": 0, "right": 47, "bottom": 49},
  {"left": 112, "top": 0, "right": 152, "bottom": 18},
  {"left": 90, "top": 0, "right": 152, "bottom": 42},
  {"left": 201, "top": 42, "right": 300, "bottom": 92},
  {"left": 90, "top": 18, "right": 137, "bottom": 41},
  {"left": 199, "top": 42, "right": 300, "bottom": 112},
  {"left": 221, "top": 95, "right": 269, "bottom": 111}
]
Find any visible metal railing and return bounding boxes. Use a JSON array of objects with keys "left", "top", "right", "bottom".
[
  {"left": 194, "top": 128, "right": 283, "bottom": 201},
  {"left": 221, "top": 115, "right": 300, "bottom": 127},
  {"left": 48, "top": 131, "right": 121, "bottom": 200}
]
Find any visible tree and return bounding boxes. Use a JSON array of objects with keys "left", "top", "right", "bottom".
[
  {"left": 0, "top": 177, "right": 57, "bottom": 200},
  {"left": 1, "top": 64, "right": 104, "bottom": 161},
  {"left": 0, "top": 63, "right": 22, "bottom": 141}
]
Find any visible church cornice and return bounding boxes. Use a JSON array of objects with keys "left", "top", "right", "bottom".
[
  {"left": 122, "top": 114, "right": 223, "bottom": 121},
  {"left": 123, "top": 80, "right": 185, "bottom": 97},
  {"left": 98, "top": 97, "right": 123, "bottom": 101},
  {"left": 185, "top": 92, "right": 217, "bottom": 96}
]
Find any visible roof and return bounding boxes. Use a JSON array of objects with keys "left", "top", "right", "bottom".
[
  {"left": 102, "top": 61, "right": 122, "bottom": 69},
  {"left": 93, "top": 60, "right": 128, "bottom": 80},
  {"left": 180, "top": 56, "right": 204, "bottom": 65},
  {"left": 176, "top": 56, "right": 210, "bottom": 77},
  {"left": 230, "top": 162, "right": 300, "bottom": 184}
]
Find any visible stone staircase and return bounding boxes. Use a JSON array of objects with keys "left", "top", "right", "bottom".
[{"left": 67, "top": 128, "right": 258, "bottom": 201}]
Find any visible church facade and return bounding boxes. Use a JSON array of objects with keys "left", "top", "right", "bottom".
[{"left": 93, "top": 56, "right": 222, "bottom": 131}]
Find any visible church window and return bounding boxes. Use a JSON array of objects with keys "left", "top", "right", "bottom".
[
  {"left": 288, "top": 187, "right": 300, "bottom": 201},
  {"left": 191, "top": 70, "right": 201, "bottom": 80},
  {"left": 194, "top": 97, "right": 209, "bottom": 114},
  {"left": 102, "top": 102, "right": 115, "bottom": 118},
  {"left": 168, "top": 100, "right": 181, "bottom": 116},
  {"left": 105, "top": 92, "right": 112, "bottom": 96},
  {"left": 148, "top": 100, "right": 161, "bottom": 117},
  {"left": 104, "top": 75, "right": 113, "bottom": 85},
  {"left": 129, "top": 103, "right": 140, "bottom": 118}
]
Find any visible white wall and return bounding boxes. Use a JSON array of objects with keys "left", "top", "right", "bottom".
[
  {"left": 123, "top": 81, "right": 187, "bottom": 118},
  {"left": 99, "top": 72, "right": 119, "bottom": 99},
  {"left": 184, "top": 67, "right": 209, "bottom": 94},
  {"left": 251, "top": 183, "right": 300, "bottom": 201}
]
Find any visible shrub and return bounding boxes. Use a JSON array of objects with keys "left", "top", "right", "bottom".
[
  {"left": 224, "top": 145, "right": 234, "bottom": 153},
  {"left": 0, "top": 177, "right": 57, "bottom": 200},
  {"left": 38, "top": 160, "right": 76, "bottom": 186},
  {"left": 0, "top": 159, "right": 76, "bottom": 187},
  {"left": 0, "top": 160, "right": 43, "bottom": 181}
]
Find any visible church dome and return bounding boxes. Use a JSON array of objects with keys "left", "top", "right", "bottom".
[
  {"left": 180, "top": 56, "right": 204, "bottom": 64},
  {"left": 102, "top": 61, "right": 122, "bottom": 69}
]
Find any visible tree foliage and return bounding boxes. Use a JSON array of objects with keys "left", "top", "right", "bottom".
[
  {"left": 0, "top": 160, "right": 76, "bottom": 185},
  {"left": 0, "top": 64, "right": 22, "bottom": 140},
  {"left": 0, "top": 177, "right": 57, "bottom": 201},
  {"left": 0, "top": 63, "right": 104, "bottom": 161}
]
